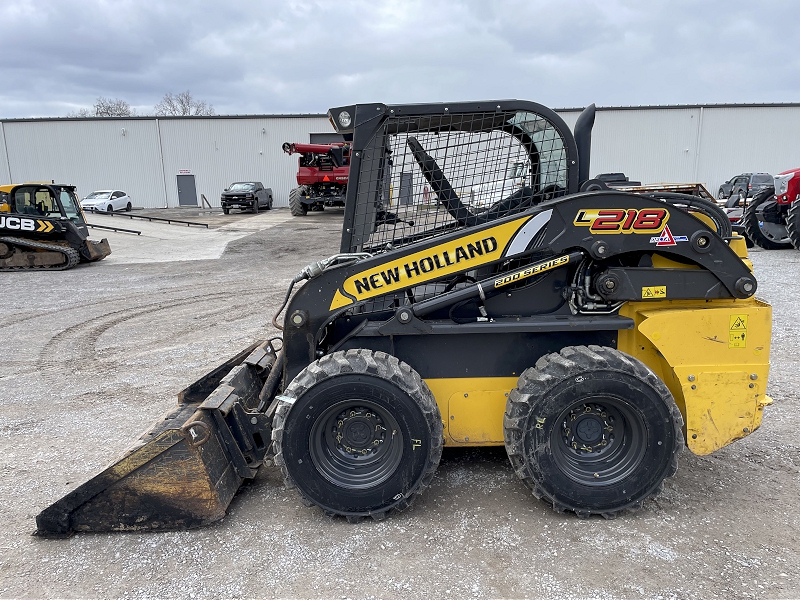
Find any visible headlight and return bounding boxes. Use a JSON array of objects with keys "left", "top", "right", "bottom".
[{"left": 774, "top": 173, "right": 794, "bottom": 195}]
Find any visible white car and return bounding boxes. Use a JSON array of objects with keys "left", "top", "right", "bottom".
[{"left": 81, "top": 190, "right": 132, "bottom": 212}]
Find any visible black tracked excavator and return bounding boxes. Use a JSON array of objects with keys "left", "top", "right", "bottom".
[
  {"left": 0, "top": 183, "right": 110, "bottom": 271},
  {"left": 36, "top": 100, "right": 772, "bottom": 536}
]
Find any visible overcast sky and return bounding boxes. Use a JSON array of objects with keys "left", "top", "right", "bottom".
[{"left": 2, "top": 0, "right": 798, "bottom": 119}]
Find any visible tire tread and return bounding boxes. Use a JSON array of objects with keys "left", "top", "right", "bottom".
[
  {"left": 504, "top": 345, "right": 684, "bottom": 519},
  {"left": 272, "top": 349, "right": 442, "bottom": 521}
]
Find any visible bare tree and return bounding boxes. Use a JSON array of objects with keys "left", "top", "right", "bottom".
[
  {"left": 67, "top": 97, "right": 135, "bottom": 118},
  {"left": 154, "top": 91, "right": 215, "bottom": 116}
]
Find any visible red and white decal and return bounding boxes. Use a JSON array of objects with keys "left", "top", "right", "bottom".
[{"left": 649, "top": 225, "right": 688, "bottom": 246}]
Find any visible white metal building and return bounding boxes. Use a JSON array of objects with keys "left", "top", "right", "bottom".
[
  {"left": 1, "top": 104, "right": 798, "bottom": 208},
  {"left": 0, "top": 114, "right": 332, "bottom": 209},
  {"left": 557, "top": 104, "right": 800, "bottom": 196}
]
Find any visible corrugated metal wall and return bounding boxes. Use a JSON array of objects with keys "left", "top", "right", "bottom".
[
  {"left": 695, "top": 106, "right": 800, "bottom": 188},
  {"left": 0, "top": 123, "right": 11, "bottom": 183},
  {"left": 0, "top": 115, "right": 330, "bottom": 208},
  {"left": 2, "top": 106, "right": 798, "bottom": 207},
  {"left": 1, "top": 119, "right": 165, "bottom": 207},
  {"left": 556, "top": 105, "right": 800, "bottom": 196},
  {"left": 157, "top": 116, "right": 330, "bottom": 208}
]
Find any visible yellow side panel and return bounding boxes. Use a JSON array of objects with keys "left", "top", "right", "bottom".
[
  {"left": 618, "top": 299, "right": 772, "bottom": 456},
  {"left": 424, "top": 377, "right": 518, "bottom": 446}
]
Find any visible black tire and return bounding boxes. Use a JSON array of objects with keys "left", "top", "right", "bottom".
[
  {"left": 504, "top": 345, "right": 683, "bottom": 519},
  {"left": 251, "top": 199, "right": 259, "bottom": 214},
  {"left": 106, "top": 204, "right": 113, "bottom": 213},
  {"left": 787, "top": 201, "right": 800, "bottom": 250},
  {"left": 743, "top": 188, "right": 792, "bottom": 249},
  {"left": 126, "top": 202, "right": 132, "bottom": 212},
  {"left": 289, "top": 187, "right": 307, "bottom": 216},
  {"left": 267, "top": 195, "right": 273, "bottom": 210},
  {"left": 717, "top": 188, "right": 726, "bottom": 200},
  {"left": 273, "top": 349, "right": 443, "bottom": 521},
  {"left": 222, "top": 207, "right": 230, "bottom": 215}
]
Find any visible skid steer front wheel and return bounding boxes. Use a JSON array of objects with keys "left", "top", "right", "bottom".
[
  {"left": 273, "top": 349, "right": 442, "bottom": 521},
  {"left": 504, "top": 345, "right": 683, "bottom": 519}
]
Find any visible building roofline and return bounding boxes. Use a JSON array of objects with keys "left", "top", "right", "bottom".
[
  {"left": 0, "top": 113, "right": 329, "bottom": 124},
  {"left": 2, "top": 102, "right": 799, "bottom": 123},
  {"left": 555, "top": 102, "right": 800, "bottom": 112}
]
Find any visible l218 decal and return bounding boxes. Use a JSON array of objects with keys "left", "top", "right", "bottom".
[{"left": 573, "top": 208, "right": 669, "bottom": 234}]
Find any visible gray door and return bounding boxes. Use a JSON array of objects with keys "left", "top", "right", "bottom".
[
  {"left": 177, "top": 175, "right": 198, "bottom": 207},
  {"left": 399, "top": 172, "right": 413, "bottom": 206}
]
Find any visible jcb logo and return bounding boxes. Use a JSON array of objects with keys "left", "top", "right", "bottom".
[
  {"left": 574, "top": 208, "right": 669, "bottom": 234},
  {"left": 0, "top": 216, "right": 36, "bottom": 232}
]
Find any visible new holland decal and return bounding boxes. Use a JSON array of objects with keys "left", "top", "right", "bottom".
[
  {"left": 574, "top": 208, "right": 669, "bottom": 234},
  {"left": 329, "top": 217, "right": 531, "bottom": 310}
]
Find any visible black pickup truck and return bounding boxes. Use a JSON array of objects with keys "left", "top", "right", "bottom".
[{"left": 221, "top": 182, "right": 273, "bottom": 214}]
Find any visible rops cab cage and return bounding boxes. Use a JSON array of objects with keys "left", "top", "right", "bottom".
[{"left": 332, "top": 100, "right": 589, "bottom": 253}]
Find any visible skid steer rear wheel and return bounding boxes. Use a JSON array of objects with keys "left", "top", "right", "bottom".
[
  {"left": 289, "top": 187, "right": 307, "bottom": 216},
  {"left": 504, "top": 345, "right": 683, "bottom": 519},
  {"left": 273, "top": 349, "right": 442, "bottom": 521}
]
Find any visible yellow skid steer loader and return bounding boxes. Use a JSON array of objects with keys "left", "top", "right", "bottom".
[{"left": 36, "top": 100, "right": 771, "bottom": 535}]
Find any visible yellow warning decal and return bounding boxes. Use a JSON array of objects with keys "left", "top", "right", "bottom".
[
  {"left": 729, "top": 314, "right": 748, "bottom": 348},
  {"left": 641, "top": 286, "right": 667, "bottom": 299},
  {"left": 329, "top": 216, "right": 531, "bottom": 310}
]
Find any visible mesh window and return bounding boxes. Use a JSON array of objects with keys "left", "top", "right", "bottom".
[{"left": 349, "top": 110, "right": 569, "bottom": 253}]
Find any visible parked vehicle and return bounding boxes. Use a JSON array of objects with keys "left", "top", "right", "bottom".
[
  {"left": 80, "top": 190, "right": 132, "bottom": 213},
  {"left": 220, "top": 182, "right": 273, "bottom": 214},
  {"left": 717, "top": 173, "right": 773, "bottom": 201},
  {"left": 742, "top": 168, "right": 800, "bottom": 250},
  {"left": 283, "top": 142, "right": 349, "bottom": 216}
]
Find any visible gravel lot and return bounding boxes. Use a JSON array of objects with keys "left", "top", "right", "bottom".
[{"left": 1, "top": 208, "right": 798, "bottom": 599}]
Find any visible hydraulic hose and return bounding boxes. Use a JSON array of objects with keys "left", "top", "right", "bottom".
[{"left": 270, "top": 252, "right": 372, "bottom": 330}]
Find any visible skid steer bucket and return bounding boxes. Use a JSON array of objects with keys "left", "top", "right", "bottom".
[{"left": 35, "top": 341, "right": 282, "bottom": 537}]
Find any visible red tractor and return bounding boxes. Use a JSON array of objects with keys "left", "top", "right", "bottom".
[
  {"left": 742, "top": 167, "right": 800, "bottom": 249},
  {"left": 282, "top": 142, "right": 350, "bottom": 216}
]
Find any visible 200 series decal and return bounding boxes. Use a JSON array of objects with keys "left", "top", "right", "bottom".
[
  {"left": 574, "top": 208, "right": 669, "bottom": 234},
  {"left": 329, "top": 216, "right": 531, "bottom": 310},
  {"left": 494, "top": 254, "right": 571, "bottom": 288}
]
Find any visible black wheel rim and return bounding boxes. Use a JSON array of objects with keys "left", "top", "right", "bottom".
[
  {"left": 309, "top": 400, "right": 404, "bottom": 490},
  {"left": 550, "top": 396, "right": 647, "bottom": 486}
]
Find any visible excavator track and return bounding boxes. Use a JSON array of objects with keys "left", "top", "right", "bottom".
[{"left": 0, "top": 236, "right": 81, "bottom": 271}]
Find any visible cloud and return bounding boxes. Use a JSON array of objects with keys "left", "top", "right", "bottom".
[{"left": 0, "top": 0, "right": 797, "bottom": 118}]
